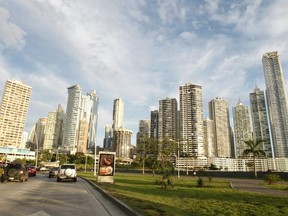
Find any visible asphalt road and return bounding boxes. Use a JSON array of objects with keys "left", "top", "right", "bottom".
[{"left": 0, "top": 172, "right": 127, "bottom": 216}]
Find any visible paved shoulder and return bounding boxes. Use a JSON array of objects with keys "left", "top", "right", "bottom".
[{"left": 230, "top": 178, "right": 288, "bottom": 197}]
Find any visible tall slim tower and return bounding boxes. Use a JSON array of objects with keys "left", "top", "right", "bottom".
[
  {"left": 0, "top": 80, "right": 32, "bottom": 147},
  {"left": 150, "top": 110, "right": 159, "bottom": 140},
  {"left": 80, "top": 90, "right": 99, "bottom": 149},
  {"left": 158, "top": 98, "right": 178, "bottom": 141},
  {"left": 179, "top": 83, "right": 205, "bottom": 157},
  {"left": 209, "top": 98, "right": 232, "bottom": 158},
  {"left": 203, "top": 118, "right": 215, "bottom": 158},
  {"left": 112, "top": 98, "right": 124, "bottom": 130},
  {"left": 43, "top": 104, "right": 64, "bottom": 150},
  {"left": 62, "top": 85, "right": 82, "bottom": 153},
  {"left": 233, "top": 101, "right": 252, "bottom": 158},
  {"left": 249, "top": 86, "right": 273, "bottom": 157},
  {"left": 263, "top": 51, "right": 288, "bottom": 158}
]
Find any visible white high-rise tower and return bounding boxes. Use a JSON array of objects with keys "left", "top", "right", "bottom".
[
  {"left": 179, "top": 83, "right": 205, "bottom": 157},
  {"left": 0, "top": 80, "right": 32, "bottom": 147},
  {"left": 112, "top": 98, "right": 124, "bottom": 130},
  {"left": 263, "top": 51, "right": 288, "bottom": 158},
  {"left": 62, "top": 85, "right": 82, "bottom": 153}
]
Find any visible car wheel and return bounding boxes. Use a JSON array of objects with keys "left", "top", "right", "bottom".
[
  {"left": 74, "top": 177, "right": 77, "bottom": 182},
  {"left": 57, "top": 178, "right": 60, "bottom": 182}
]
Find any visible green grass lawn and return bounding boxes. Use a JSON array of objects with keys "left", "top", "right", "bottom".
[{"left": 79, "top": 172, "right": 288, "bottom": 216}]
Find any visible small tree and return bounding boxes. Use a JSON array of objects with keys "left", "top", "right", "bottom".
[
  {"left": 243, "top": 139, "right": 266, "bottom": 178},
  {"left": 264, "top": 173, "right": 281, "bottom": 185},
  {"left": 157, "top": 138, "right": 177, "bottom": 189}
]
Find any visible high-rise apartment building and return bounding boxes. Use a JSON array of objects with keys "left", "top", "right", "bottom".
[
  {"left": 136, "top": 119, "right": 150, "bottom": 156},
  {"left": 103, "top": 125, "right": 113, "bottom": 150},
  {"left": 62, "top": 85, "right": 82, "bottom": 154},
  {"left": 80, "top": 90, "right": 99, "bottom": 149},
  {"left": 35, "top": 117, "right": 47, "bottom": 150},
  {"left": 114, "top": 129, "right": 132, "bottom": 158},
  {"left": 77, "top": 116, "right": 89, "bottom": 154},
  {"left": 158, "top": 98, "right": 178, "bottom": 141},
  {"left": 62, "top": 86, "right": 99, "bottom": 154},
  {"left": 43, "top": 104, "right": 64, "bottom": 150},
  {"left": 233, "top": 101, "right": 252, "bottom": 158},
  {"left": 0, "top": 80, "right": 32, "bottom": 147},
  {"left": 249, "top": 86, "right": 273, "bottom": 157},
  {"left": 203, "top": 118, "right": 215, "bottom": 158},
  {"left": 110, "top": 98, "right": 132, "bottom": 158},
  {"left": 179, "top": 83, "right": 205, "bottom": 157},
  {"left": 209, "top": 97, "right": 232, "bottom": 158},
  {"left": 150, "top": 110, "right": 159, "bottom": 140},
  {"left": 263, "top": 51, "right": 288, "bottom": 158},
  {"left": 112, "top": 98, "right": 124, "bottom": 130}
]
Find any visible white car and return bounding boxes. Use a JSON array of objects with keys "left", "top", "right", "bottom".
[{"left": 57, "top": 164, "right": 77, "bottom": 182}]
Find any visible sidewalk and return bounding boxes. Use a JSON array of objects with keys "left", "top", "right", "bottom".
[{"left": 229, "top": 178, "right": 288, "bottom": 197}]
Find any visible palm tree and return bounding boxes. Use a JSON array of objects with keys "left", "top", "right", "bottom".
[{"left": 243, "top": 139, "right": 266, "bottom": 178}]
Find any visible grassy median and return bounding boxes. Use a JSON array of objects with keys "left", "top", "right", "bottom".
[{"left": 79, "top": 171, "right": 288, "bottom": 216}]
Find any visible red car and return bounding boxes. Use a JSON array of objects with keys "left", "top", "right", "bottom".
[{"left": 27, "top": 165, "right": 37, "bottom": 176}]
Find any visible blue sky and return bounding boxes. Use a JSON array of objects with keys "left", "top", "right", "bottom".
[{"left": 0, "top": 0, "right": 288, "bottom": 147}]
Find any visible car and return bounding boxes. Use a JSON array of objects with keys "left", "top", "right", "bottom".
[
  {"left": 48, "top": 167, "right": 59, "bottom": 178},
  {"left": 1, "top": 163, "right": 28, "bottom": 183},
  {"left": 57, "top": 164, "right": 77, "bottom": 182},
  {"left": 27, "top": 165, "right": 37, "bottom": 176},
  {"left": 39, "top": 166, "right": 49, "bottom": 171}
]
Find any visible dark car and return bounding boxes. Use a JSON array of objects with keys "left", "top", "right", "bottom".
[
  {"left": 48, "top": 167, "right": 59, "bottom": 178},
  {"left": 1, "top": 163, "right": 28, "bottom": 183},
  {"left": 27, "top": 165, "right": 37, "bottom": 176}
]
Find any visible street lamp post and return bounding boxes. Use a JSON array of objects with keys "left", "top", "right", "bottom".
[{"left": 177, "top": 140, "right": 180, "bottom": 178}]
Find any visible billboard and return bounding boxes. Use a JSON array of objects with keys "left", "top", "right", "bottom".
[{"left": 97, "top": 151, "right": 116, "bottom": 183}]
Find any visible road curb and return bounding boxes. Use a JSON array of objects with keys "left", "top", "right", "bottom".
[{"left": 80, "top": 177, "right": 143, "bottom": 216}]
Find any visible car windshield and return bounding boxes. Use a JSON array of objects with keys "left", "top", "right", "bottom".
[{"left": 61, "top": 165, "right": 75, "bottom": 169}]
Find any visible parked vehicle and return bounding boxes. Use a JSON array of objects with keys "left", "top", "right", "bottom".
[
  {"left": 1, "top": 163, "right": 28, "bottom": 183},
  {"left": 57, "top": 164, "right": 77, "bottom": 182},
  {"left": 48, "top": 167, "right": 59, "bottom": 178},
  {"left": 39, "top": 166, "right": 49, "bottom": 171},
  {"left": 27, "top": 165, "right": 37, "bottom": 176}
]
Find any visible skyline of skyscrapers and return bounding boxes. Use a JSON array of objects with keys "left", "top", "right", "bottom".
[
  {"left": 0, "top": 80, "right": 32, "bottom": 148},
  {"left": 1, "top": 50, "right": 288, "bottom": 161}
]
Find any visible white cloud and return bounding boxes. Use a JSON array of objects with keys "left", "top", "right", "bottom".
[
  {"left": 0, "top": 7, "right": 26, "bottom": 50},
  {"left": 0, "top": 0, "right": 288, "bottom": 145}
]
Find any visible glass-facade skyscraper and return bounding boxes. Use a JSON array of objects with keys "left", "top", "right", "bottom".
[
  {"left": 262, "top": 51, "right": 288, "bottom": 158},
  {"left": 249, "top": 86, "right": 273, "bottom": 157}
]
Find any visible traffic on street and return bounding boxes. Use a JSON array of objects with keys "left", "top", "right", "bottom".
[{"left": 0, "top": 172, "right": 127, "bottom": 216}]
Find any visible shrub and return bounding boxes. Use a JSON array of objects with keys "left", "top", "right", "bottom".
[
  {"left": 197, "top": 177, "right": 204, "bottom": 187},
  {"left": 264, "top": 173, "right": 281, "bottom": 185}
]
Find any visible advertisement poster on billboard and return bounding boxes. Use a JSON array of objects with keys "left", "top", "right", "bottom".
[{"left": 97, "top": 151, "right": 116, "bottom": 183}]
